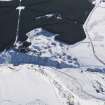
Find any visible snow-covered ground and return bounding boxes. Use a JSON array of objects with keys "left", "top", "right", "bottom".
[
  {"left": 84, "top": 2, "right": 105, "bottom": 66},
  {"left": 0, "top": 64, "right": 105, "bottom": 105},
  {"left": 0, "top": 65, "right": 66, "bottom": 105},
  {"left": 0, "top": 1, "right": 105, "bottom": 105}
]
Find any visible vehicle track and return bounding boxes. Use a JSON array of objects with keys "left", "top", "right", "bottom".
[{"left": 56, "top": 70, "right": 105, "bottom": 101}]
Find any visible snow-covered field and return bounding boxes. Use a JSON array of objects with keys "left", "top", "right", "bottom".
[
  {"left": 0, "top": 65, "right": 68, "bottom": 105},
  {"left": 0, "top": 64, "right": 105, "bottom": 105},
  {"left": 0, "top": 1, "right": 105, "bottom": 105}
]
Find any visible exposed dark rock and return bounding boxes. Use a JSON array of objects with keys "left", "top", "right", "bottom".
[{"left": 0, "top": 0, "right": 93, "bottom": 51}]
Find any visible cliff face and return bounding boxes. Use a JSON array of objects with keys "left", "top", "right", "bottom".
[{"left": 0, "top": 0, "right": 93, "bottom": 51}]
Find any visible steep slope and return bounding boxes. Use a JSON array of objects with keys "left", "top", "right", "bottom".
[
  {"left": 0, "top": 65, "right": 66, "bottom": 105},
  {"left": 0, "top": 1, "right": 105, "bottom": 105},
  {"left": 0, "top": 29, "right": 80, "bottom": 68},
  {"left": 0, "top": 64, "right": 105, "bottom": 105}
]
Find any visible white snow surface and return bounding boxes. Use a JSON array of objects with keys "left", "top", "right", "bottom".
[
  {"left": 0, "top": 64, "right": 105, "bottom": 105},
  {"left": 0, "top": 1, "right": 105, "bottom": 105},
  {"left": 84, "top": 3, "right": 105, "bottom": 66},
  {"left": 0, "top": 65, "right": 65, "bottom": 105}
]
